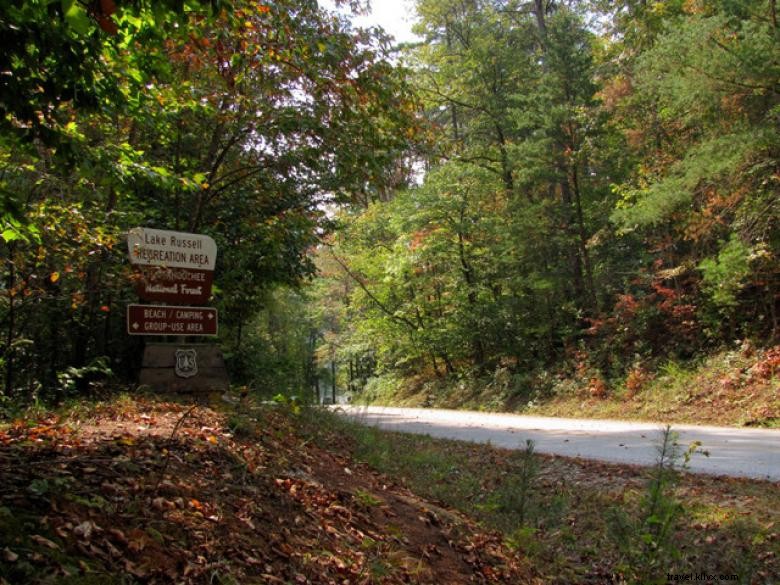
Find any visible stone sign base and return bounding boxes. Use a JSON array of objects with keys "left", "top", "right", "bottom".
[{"left": 139, "top": 343, "right": 229, "bottom": 393}]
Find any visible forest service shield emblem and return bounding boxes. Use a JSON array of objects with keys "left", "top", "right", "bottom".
[{"left": 175, "top": 348, "right": 198, "bottom": 378}]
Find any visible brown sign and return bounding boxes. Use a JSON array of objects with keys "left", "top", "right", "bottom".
[
  {"left": 139, "top": 344, "right": 229, "bottom": 393},
  {"left": 133, "top": 267, "right": 214, "bottom": 305},
  {"left": 127, "top": 304, "right": 218, "bottom": 336}
]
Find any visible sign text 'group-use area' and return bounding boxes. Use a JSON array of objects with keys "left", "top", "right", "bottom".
[{"left": 127, "top": 304, "right": 218, "bottom": 336}]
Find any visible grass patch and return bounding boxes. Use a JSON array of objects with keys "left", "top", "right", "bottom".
[{"left": 310, "top": 408, "right": 780, "bottom": 584}]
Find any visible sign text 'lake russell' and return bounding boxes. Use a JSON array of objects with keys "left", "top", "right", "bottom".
[{"left": 127, "top": 227, "right": 217, "bottom": 271}]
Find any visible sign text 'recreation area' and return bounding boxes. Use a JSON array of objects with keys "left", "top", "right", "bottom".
[{"left": 127, "top": 227, "right": 217, "bottom": 271}]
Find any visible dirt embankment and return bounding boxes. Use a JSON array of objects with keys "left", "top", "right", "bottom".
[{"left": 0, "top": 396, "right": 539, "bottom": 584}]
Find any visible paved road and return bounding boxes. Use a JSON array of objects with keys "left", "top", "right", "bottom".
[{"left": 335, "top": 406, "right": 780, "bottom": 482}]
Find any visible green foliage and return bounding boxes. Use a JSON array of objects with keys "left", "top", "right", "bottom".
[
  {"left": 608, "top": 426, "right": 705, "bottom": 583},
  {"left": 311, "top": 0, "right": 779, "bottom": 405},
  {"left": 501, "top": 440, "right": 538, "bottom": 527},
  {"left": 0, "top": 213, "right": 41, "bottom": 245},
  {"left": 0, "top": 0, "right": 221, "bottom": 149},
  {"left": 223, "top": 288, "right": 317, "bottom": 400},
  {"left": 2, "top": 0, "right": 779, "bottom": 410},
  {"left": 0, "top": 0, "right": 419, "bottom": 402},
  {"left": 699, "top": 235, "right": 752, "bottom": 309},
  {"left": 612, "top": 130, "right": 767, "bottom": 229},
  {"left": 360, "top": 374, "right": 405, "bottom": 405},
  {"left": 272, "top": 392, "right": 303, "bottom": 415},
  {"left": 55, "top": 356, "right": 115, "bottom": 397}
]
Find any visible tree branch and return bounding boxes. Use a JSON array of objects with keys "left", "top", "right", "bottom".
[{"left": 327, "top": 249, "right": 421, "bottom": 332}]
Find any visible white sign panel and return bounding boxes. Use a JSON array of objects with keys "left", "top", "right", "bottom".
[{"left": 127, "top": 227, "right": 217, "bottom": 271}]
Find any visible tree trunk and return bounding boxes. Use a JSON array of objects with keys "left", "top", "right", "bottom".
[
  {"left": 532, "top": 0, "right": 548, "bottom": 47},
  {"left": 331, "top": 360, "right": 336, "bottom": 404},
  {"left": 457, "top": 218, "right": 487, "bottom": 368},
  {"left": 431, "top": 352, "right": 442, "bottom": 378},
  {"left": 189, "top": 115, "right": 229, "bottom": 232},
  {"left": 102, "top": 293, "right": 113, "bottom": 358},
  {"left": 768, "top": 282, "right": 778, "bottom": 342},
  {"left": 442, "top": 352, "right": 456, "bottom": 374},
  {"left": 559, "top": 178, "right": 586, "bottom": 307},
  {"left": 3, "top": 242, "right": 16, "bottom": 396},
  {"left": 47, "top": 307, "right": 61, "bottom": 392},
  {"left": 494, "top": 123, "right": 514, "bottom": 194},
  {"left": 445, "top": 24, "right": 461, "bottom": 143},
  {"left": 236, "top": 314, "right": 243, "bottom": 349},
  {"left": 570, "top": 165, "right": 597, "bottom": 312}
]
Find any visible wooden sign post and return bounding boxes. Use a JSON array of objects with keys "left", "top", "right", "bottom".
[{"left": 126, "top": 227, "right": 228, "bottom": 393}]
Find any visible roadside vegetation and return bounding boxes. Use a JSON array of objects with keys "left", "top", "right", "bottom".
[
  {"left": 309, "top": 409, "right": 780, "bottom": 584},
  {"left": 2, "top": 393, "right": 777, "bottom": 584},
  {"left": 353, "top": 344, "right": 780, "bottom": 428},
  {"left": 2, "top": 2, "right": 778, "bottom": 426},
  {"left": 1, "top": 1, "right": 778, "bottom": 582},
  {"left": 0, "top": 394, "right": 539, "bottom": 584},
  {"left": 302, "top": 0, "right": 779, "bottom": 425}
]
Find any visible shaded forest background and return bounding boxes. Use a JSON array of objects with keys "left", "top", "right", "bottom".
[{"left": 1, "top": 0, "right": 778, "bottom": 411}]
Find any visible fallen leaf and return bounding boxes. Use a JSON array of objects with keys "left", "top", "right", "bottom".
[
  {"left": 30, "top": 535, "right": 60, "bottom": 550},
  {"left": 108, "top": 528, "right": 127, "bottom": 544},
  {"left": 73, "top": 521, "right": 95, "bottom": 540},
  {"left": 104, "top": 540, "right": 122, "bottom": 558},
  {"left": 124, "top": 559, "right": 148, "bottom": 578},
  {"left": 127, "top": 529, "right": 150, "bottom": 553}
]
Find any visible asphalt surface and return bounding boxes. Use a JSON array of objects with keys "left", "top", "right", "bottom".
[{"left": 335, "top": 406, "right": 780, "bottom": 482}]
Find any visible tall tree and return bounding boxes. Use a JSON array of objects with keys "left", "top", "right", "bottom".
[{"left": 0, "top": 0, "right": 420, "bottom": 400}]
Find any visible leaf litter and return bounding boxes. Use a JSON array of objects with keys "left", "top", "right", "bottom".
[{"left": 0, "top": 396, "right": 541, "bottom": 584}]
